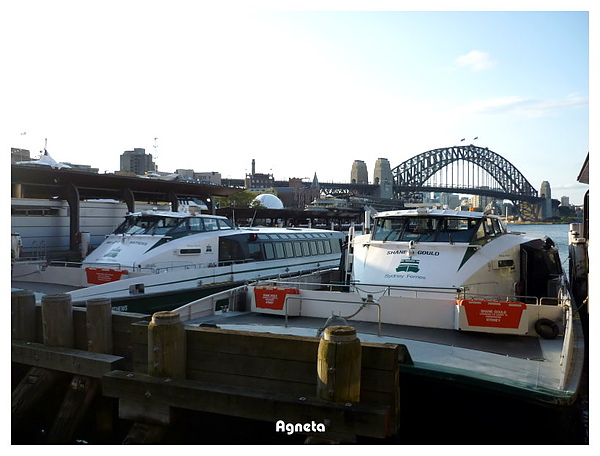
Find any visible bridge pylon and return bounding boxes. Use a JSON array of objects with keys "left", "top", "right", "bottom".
[{"left": 517, "top": 201, "right": 542, "bottom": 222}]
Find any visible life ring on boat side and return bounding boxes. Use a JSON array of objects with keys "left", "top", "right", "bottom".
[{"left": 534, "top": 318, "right": 559, "bottom": 339}]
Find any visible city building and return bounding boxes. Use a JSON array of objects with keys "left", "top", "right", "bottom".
[
  {"left": 119, "top": 148, "right": 156, "bottom": 175},
  {"left": 11, "top": 148, "right": 30, "bottom": 163},
  {"left": 176, "top": 169, "right": 222, "bottom": 185},
  {"left": 540, "top": 181, "right": 553, "bottom": 220},
  {"left": 245, "top": 159, "right": 274, "bottom": 190},
  {"left": 439, "top": 193, "right": 461, "bottom": 210}
]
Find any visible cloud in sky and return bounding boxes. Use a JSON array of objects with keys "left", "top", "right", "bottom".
[
  {"left": 455, "top": 50, "right": 497, "bottom": 72},
  {"left": 454, "top": 94, "right": 588, "bottom": 118}
]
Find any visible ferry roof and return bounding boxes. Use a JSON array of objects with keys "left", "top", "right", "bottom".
[
  {"left": 129, "top": 210, "right": 229, "bottom": 219},
  {"left": 375, "top": 208, "right": 488, "bottom": 219}
]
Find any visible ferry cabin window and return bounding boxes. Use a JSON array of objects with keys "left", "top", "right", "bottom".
[
  {"left": 248, "top": 243, "right": 263, "bottom": 261},
  {"left": 114, "top": 216, "right": 185, "bottom": 235},
  {"left": 403, "top": 218, "right": 439, "bottom": 242},
  {"left": 293, "top": 241, "right": 303, "bottom": 256},
  {"left": 373, "top": 216, "right": 480, "bottom": 243},
  {"left": 436, "top": 218, "right": 479, "bottom": 243},
  {"left": 274, "top": 242, "right": 285, "bottom": 259},
  {"left": 257, "top": 238, "right": 340, "bottom": 260},
  {"left": 114, "top": 216, "right": 143, "bottom": 234},
  {"left": 491, "top": 218, "right": 504, "bottom": 234},
  {"left": 219, "top": 237, "right": 246, "bottom": 264},
  {"left": 302, "top": 241, "right": 311, "bottom": 256},
  {"left": 204, "top": 218, "right": 219, "bottom": 231},
  {"left": 218, "top": 219, "right": 233, "bottom": 230},
  {"left": 189, "top": 218, "right": 205, "bottom": 232},
  {"left": 481, "top": 217, "right": 505, "bottom": 239},
  {"left": 284, "top": 242, "right": 294, "bottom": 258},
  {"left": 264, "top": 243, "right": 275, "bottom": 260},
  {"left": 316, "top": 240, "right": 325, "bottom": 255},
  {"left": 373, "top": 218, "right": 405, "bottom": 241},
  {"left": 152, "top": 217, "right": 183, "bottom": 235}
]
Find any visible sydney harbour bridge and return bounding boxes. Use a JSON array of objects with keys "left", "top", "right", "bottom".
[{"left": 311, "top": 145, "right": 547, "bottom": 221}]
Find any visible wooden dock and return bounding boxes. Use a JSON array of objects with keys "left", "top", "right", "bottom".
[{"left": 11, "top": 291, "right": 405, "bottom": 444}]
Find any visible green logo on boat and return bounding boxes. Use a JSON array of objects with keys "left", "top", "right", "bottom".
[{"left": 396, "top": 259, "right": 420, "bottom": 273}]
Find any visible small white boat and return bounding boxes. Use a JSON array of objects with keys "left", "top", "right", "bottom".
[
  {"left": 173, "top": 208, "right": 585, "bottom": 443},
  {"left": 11, "top": 207, "right": 345, "bottom": 313}
]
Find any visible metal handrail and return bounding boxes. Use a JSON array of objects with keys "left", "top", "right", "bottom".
[{"left": 283, "top": 294, "right": 382, "bottom": 336}]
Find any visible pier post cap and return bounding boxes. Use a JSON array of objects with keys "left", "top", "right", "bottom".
[
  {"left": 86, "top": 297, "right": 112, "bottom": 307},
  {"left": 11, "top": 289, "right": 35, "bottom": 298},
  {"left": 41, "top": 293, "right": 72, "bottom": 303},
  {"left": 151, "top": 311, "right": 181, "bottom": 326},
  {"left": 322, "top": 325, "right": 358, "bottom": 342}
]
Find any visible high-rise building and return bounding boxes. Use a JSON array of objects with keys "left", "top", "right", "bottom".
[
  {"left": 540, "top": 181, "right": 553, "bottom": 220},
  {"left": 120, "top": 148, "right": 156, "bottom": 174},
  {"left": 351, "top": 160, "right": 368, "bottom": 184}
]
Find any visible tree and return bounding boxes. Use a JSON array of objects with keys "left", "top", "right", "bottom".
[{"left": 216, "top": 190, "right": 260, "bottom": 208}]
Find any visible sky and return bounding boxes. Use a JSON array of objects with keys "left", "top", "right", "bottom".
[{"left": 4, "top": 1, "right": 593, "bottom": 205}]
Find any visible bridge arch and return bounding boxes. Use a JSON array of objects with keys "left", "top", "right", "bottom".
[{"left": 392, "top": 145, "right": 538, "bottom": 203}]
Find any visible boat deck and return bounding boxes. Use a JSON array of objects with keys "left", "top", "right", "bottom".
[
  {"left": 183, "top": 309, "right": 566, "bottom": 394},
  {"left": 12, "top": 281, "right": 80, "bottom": 298}
]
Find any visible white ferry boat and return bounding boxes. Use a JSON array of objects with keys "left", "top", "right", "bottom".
[
  {"left": 11, "top": 208, "right": 345, "bottom": 313},
  {"left": 173, "top": 208, "right": 585, "bottom": 442}
]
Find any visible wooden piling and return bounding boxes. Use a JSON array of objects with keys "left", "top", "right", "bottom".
[
  {"left": 38, "top": 293, "right": 79, "bottom": 443},
  {"left": 13, "top": 294, "right": 75, "bottom": 429},
  {"left": 42, "top": 293, "right": 74, "bottom": 348},
  {"left": 47, "top": 375, "right": 100, "bottom": 443},
  {"left": 312, "top": 325, "right": 363, "bottom": 443},
  {"left": 148, "top": 311, "right": 186, "bottom": 379},
  {"left": 122, "top": 311, "right": 186, "bottom": 443},
  {"left": 123, "top": 423, "right": 166, "bottom": 444},
  {"left": 46, "top": 297, "right": 115, "bottom": 443},
  {"left": 11, "top": 366, "right": 70, "bottom": 424},
  {"left": 86, "top": 298, "right": 113, "bottom": 354},
  {"left": 317, "top": 325, "right": 362, "bottom": 403},
  {"left": 11, "top": 289, "right": 36, "bottom": 342}
]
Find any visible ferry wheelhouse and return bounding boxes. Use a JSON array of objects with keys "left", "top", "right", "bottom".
[{"left": 350, "top": 208, "right": 563, "bottom": 303}]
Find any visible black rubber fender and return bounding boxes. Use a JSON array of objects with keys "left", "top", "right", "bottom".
[{"left": 534, "top": 318, "right": 559, "bottom": 339}]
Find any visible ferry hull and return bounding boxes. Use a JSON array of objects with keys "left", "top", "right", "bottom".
[
  {"left": 95, "top": 282, "right": 239, "bottom": 314},
  {"left": 393, "top": 361, "right": 585, "bottom": 444}
]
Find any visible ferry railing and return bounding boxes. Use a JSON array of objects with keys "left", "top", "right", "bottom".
[
  {"left": 77, "top": 262, "right": 129, "bottom": 271},
  {"left": 459, "top": 291, "right": 568, "bottom": 307},
  {"left": 175, "top": 284, "right": 250, "bottom": 323},
  {"left": 21, "top": 240, "right": 48, "bottom": 262},
  {"left": 282, "top": 293, "right": 383, "bottom": 336},
  {"left": 255, "top": 278, "right": 461, "bottom": 298},
  {"left": 48, "top": 260, "right": 88, "bottom": 269}
]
